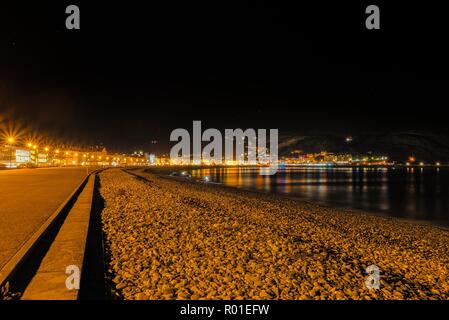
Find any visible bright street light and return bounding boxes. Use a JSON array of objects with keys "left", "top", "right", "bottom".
[{"left": 7, "top": 137, "right": 15, "bottom": 168}]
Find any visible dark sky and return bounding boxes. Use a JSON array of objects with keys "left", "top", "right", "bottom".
[{"left": 0, "top": 1, "right": 447, "bottom": 152}]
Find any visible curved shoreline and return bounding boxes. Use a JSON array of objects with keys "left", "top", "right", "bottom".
[{"left": 151, "top": 168, "right": 449, "bottom": 232}]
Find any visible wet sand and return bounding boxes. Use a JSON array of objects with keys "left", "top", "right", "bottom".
[{"left": 99, "top": 169, "right": 449, "bottom": 300}]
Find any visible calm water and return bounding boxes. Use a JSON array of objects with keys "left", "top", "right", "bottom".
[{"left": 191, "top": 167, "right": 449, "bottom": 226}]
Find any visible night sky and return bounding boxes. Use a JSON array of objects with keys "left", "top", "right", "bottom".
[{"left": 0, "top": 1, "right": 447, "bottom": 152}]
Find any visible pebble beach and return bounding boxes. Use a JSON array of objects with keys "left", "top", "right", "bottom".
[{"left": 99, "top": 168, "right": 449, "bottom": 300}]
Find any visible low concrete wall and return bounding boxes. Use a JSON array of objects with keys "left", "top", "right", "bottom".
[{"left": 21, "top": 175, "right": 95, "bottom": 300}]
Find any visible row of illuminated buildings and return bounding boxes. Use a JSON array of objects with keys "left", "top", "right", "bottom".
[
  {"left": 150, "top": 152, "right": 390, "bottom": 167},
  {"left": 280, "top": 151, "right": 390, "bottom": 166},
  {"left": 0, "top": 145, "right": 148, "bottom": 168},
  {"left": 1, "top": 145, "right": 390, "bottom": 168}
]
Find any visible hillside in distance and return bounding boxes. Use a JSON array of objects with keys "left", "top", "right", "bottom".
[{"left": 279, "top": 131, "right": 449, "bottom": 162}]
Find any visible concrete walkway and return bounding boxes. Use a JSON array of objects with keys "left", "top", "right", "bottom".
[{"left": 21, "top": 175, "right": 95, "bottom": 300}]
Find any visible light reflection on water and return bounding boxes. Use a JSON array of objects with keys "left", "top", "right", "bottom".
[{"left": 191, "top": 167, "right": 449, "bottom": 225}]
